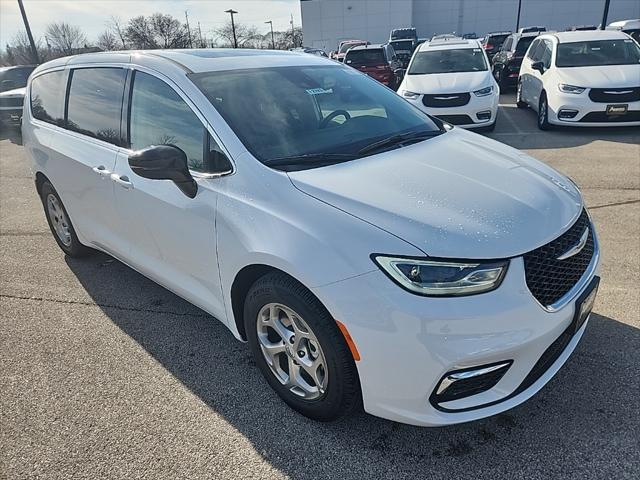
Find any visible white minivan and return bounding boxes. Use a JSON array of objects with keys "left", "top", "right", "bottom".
[
  {"left": 397, "top": 38, "right": 499, "bottom": 130},
  {"left": 24, "top": 50, "right": 600, "bottom": 427},
  {"left": 517, "top": 30, "right": 640, "bottom": 129}
]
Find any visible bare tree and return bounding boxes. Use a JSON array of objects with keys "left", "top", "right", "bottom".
[
  {"left": 124, "top": 13, "right": 191, "bottom": 49},
  {"left": 97, "top": 30, "right": 118, "bottom": 51},
  {"left": 2, "top": 31, "right": 47, "bottom": 65},
  {"left": 45, "top": 22, "right": 87, "bottom": 56},
  {"left": 108, "top": 16, "right": 127, "bottom": 49},
  {"left": 214, "top": 20, "right": 260, "bottom": 48}
]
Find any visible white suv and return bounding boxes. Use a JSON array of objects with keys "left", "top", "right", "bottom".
[
  {"left": 23, "top": 49, "right": 599, "bottom": 427},
  {"left": 397, "top": 38, "right": 499, "bottom": 130},
  {"left": 517, "top": 30, "right": 640, "bottom": 129}
]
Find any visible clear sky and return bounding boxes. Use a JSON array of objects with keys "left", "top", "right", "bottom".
[{"left": 0, "top": 0, "right": 302, "bottom": 48}]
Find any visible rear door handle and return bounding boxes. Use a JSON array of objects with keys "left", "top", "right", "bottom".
[
  {"left": 92, "top": 165, "right": 111, "bottom": 178},
  {"left": 110, "top": 173, "right": 134, "bottom": 190}
]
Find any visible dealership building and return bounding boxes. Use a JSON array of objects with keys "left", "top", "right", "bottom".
[{"left": 300, "top": 0, "right": 640, "bottom": 51}]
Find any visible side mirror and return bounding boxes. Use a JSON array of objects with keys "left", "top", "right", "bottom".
[
  {"left": 531, "top": 61, "right": 545, "bottom": 73},
  {"left": 394, "top": 68, "right": 407, "bottom": 81},
  {"left": 128, "top": 145, "right": 198, "bottom": 198}
]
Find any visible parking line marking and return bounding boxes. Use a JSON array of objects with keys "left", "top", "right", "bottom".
[{"left": 499, "top": 106, "right": 525, "bottom": 134}]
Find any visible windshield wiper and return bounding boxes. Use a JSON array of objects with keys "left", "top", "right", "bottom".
[
  {"left": 266, "top": 153, "right": 359, "bottom": 170},
  {"left": 357, "top": 130, "right": 444, "bottom": 156}
]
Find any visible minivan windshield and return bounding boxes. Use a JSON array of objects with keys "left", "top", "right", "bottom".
[
  {"left": 409, "top": 48, "right": 487, "bottom": 74},
  {"left": 556, "top": 39, "right": 640, "bottom": 67},
  {"left": 191, "top": 65, "right": 442, "bottom": 169}
]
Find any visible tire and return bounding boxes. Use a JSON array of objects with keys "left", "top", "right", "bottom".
[
  {"left": 244, "top": 271, "right": 361, "bottom": 421},
  {"left": 40, "top": 181, "right": 93, "bottom": 257},
  {"left": 516, "top": 80, "right": 528, "bottom": 109},
  {"left": 537, "top": 92, "right": 552, "bottom": 131}
]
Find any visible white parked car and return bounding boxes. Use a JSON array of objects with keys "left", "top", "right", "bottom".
[
  {"left": 397, "top": 38, "right": 499, "bottom": 130},
  {"left": 517, "top": 30, "right": 640, "bottom": 129},
  {"left": 24, "top": 50, "right": 600, "bottom": 427}
]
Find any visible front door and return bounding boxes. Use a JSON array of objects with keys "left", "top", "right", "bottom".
[{"left": 110, "top": 70, "right": 229, "bottom": 320}]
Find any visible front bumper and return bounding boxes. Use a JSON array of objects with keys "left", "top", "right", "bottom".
[
  {"left": 403, "top": 91, "right": 499, "bottom": 129},
  {"left": 548, "top": 91, "right": 640, "bottom": 127},
  {"left": 312, "top": 237, "right": 600, "bottom": 427}
]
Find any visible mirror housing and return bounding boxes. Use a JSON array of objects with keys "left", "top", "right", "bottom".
[
  {"left": 128, "top": 145, "right": 197, "bottom": 198},
  {"left": 531, "top": 61, "right": 545, "bottom": 73}
]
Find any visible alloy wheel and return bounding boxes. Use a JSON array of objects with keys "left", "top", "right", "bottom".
[
  {"left": 46, "top": 194, "right": 72, "bottom": 246},
  {"left": 256, "top": 303, "right": 328, "bottom": 400}
]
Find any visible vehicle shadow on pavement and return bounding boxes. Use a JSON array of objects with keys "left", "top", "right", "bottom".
[
  {"left": 0, "top": 125, "right": 22, "bottom": 145},
  {"left": 65, "top": 253, "right": 640, "bottom": 479}
]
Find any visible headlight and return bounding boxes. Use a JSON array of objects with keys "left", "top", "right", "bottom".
[
  {"left": 402, "top": 90, "right": 420, "bottom": 99},
  {"left": 373, "top": 255, "right": 509, "bottom": 296},
  {"left": 473, "top": 85, "right": 494, "bottom": 97},
  {"left": 558, "top": 84, "right": 586, "bottom": 94}
]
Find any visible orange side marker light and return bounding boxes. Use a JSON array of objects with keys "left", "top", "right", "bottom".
[{"left": 335, "top": 320, "right": 361, "bottom": 361}]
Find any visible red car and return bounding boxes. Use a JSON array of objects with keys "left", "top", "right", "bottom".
[
  {"left": 330, "top": 40, "right": 368, "bottom": 62},
  {"left": 343, "top": 44, "right": 403, "bottom": 89}
]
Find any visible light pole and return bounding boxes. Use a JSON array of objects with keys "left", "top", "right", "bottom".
[
  {"left": 17, "top": 0, "right": 39, "bottom": 63},
  {"left": 515, "top": 0, "right": 522, "bottom": 32},
  {"left": 265, "top": 20, "right": 275, "bottom": 49},
  {"left": 225, "top": 9, "right": 238, "bottom": 48},
  {"left": 600, "top": 0, "right": 611, "bottom": 29}
]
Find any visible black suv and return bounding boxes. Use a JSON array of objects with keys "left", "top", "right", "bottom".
[
  {"left": 482, "top": 31, "right": 511, "bottom": 60},
  {"left": 491, "top": 32, "right": 540, "bottom": 89}
]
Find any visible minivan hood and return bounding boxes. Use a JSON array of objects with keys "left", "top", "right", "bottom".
[
  {"left": 288, "top": 129, "right": 583, "bottom": 259},
  {"left": 404, "top": 71, "right": 491, "bottom": 94},
  {"left": 558, "top": 64, "right": 640, "bottom": 88}
]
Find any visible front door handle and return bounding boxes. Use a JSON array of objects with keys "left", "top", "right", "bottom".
[
  {"left": 110, "top": 173, "right": 134, "bottom": 190},
  {"left": 92, "top": 165, "right": 111, "bottom": 178}
]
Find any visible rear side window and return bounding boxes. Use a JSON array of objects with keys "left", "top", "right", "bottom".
[
  {"left": 67, "top": 68, "right": 127, "bottom": 145},
  {"left": 30, "top": 70, "right": 67, "bottom": 126}
]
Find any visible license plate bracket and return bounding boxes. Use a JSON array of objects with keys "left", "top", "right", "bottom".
[
  {"left": 606, "top": 104, "right": 628, "bottom": 115},
  {"left": 573, "top": 276, "right": 599, "bottom": 333}
]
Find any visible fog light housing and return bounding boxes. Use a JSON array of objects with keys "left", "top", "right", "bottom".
[
  {"left": 430, "top": 361, "right": 512, "bottom": 406},
  {"left": 558, "top": 109, "right": 579, "bottom": 120},
  {"left": 476, "top": 110, "right": 492, "bottom": 121}
]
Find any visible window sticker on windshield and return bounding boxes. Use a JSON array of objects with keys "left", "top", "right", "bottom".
[
  {"left": 474, "top": 48, "right": 481, "bottom": 52},
  {"left": 306, "top": 88, "right": 333, "bottom": 95}
]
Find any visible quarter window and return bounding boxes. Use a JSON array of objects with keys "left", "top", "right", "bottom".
[
  {"left": 540, "top": 41, "right": 553, "bottom": 69},
  {"left": 30, "top": 70, "right": 67, "bottom": 126},
  {"left": 528, "top": 39, "right": 542, "bottom": 60},
  {"left": 67, "top": 68, "right": 127, "bottom": 145},
  {"left": 129, "top": 71, "right": 225, "bottom": 173}
]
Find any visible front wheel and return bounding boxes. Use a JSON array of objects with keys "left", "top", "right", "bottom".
[
  {"left": 244, "top": 271, "right": 361, "bottom": 421},
  {"left": 537, "top": 92, "right": 552, "bottom": 130}
]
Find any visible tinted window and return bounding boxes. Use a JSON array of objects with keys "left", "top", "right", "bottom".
[
  {"left": 515, "top": 36, "right": 536, "bottom": 55},
  {"left": 345, "top": 49, "right": 385, "bottom": 66},
  {"left": 391, "top": 40, "right": 414, "bottom": 51},
  {"left": 30, "top": 70, "right": 67, "bottom": 126},
  {"left": 540, "top": 41, "right": 553, "bottom": 68},
  {"left": 67, "top": 68, "right": 126, "bottom": 145},
  {"left": 0, "top": 66, "right": 36, "bottom": 92},
  {"left": 191, "top": 65, "right": 441, "bottom": 168},
  {"left": 129, "top": 72, "right": 209, "bottom": 173},
  {"left": 409, "top": 48, "right": 487, "bottom": 74},
  {"left": 487, "top": 34, "right": 509, "bottom": 48},
  {"left": 502, "top": 37, "right": 513, "bottom": 51},
  {"left": 527, "top": 39, "right": 542, "bottom": 60},
  {"left": 556, "top": 39, "right": 640, "bottom": 67}
]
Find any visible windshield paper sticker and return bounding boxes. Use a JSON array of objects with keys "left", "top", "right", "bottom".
[{"left": 306, "top": 88, "right": 333, "bottom": 95}]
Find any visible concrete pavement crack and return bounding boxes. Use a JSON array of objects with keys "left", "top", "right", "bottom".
[
  {"left": 590, "top": 199, "right": 640, "bottom": 210},
  {"left": 0, "top": 293, "right": 210, "bottom": 319}
]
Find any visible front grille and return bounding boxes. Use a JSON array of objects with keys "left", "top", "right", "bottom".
[
  {"left": 579, "top": 111, "right": 640, "bottom": 123},
  {"left": 523, "top": 209, "right": 594, "bottom": 307},
  {"left": 422, "top": 92, "right": 470, "bottom": 108},
  {"left": 435, "top": 114, "right": 473, "bottom": 125},
  {"left": 0, "top": 97, "right": 23, "bottom": 108},
  {"left": 588, "top": 87, "right": 640, "bottom": 103}
]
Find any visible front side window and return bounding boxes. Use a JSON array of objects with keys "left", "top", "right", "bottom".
[
  {"left": 527, "top": 39, "right": 542, "bottom": 60},
  {"left": 130, "top": 71, "right": 229, "bottom": 174},
  {"left": 345, "top": 49, "right": 385, "bottom": 66},
  {"left": 191, "top": 65, "right": 441, "bottom": 168},
  {"left": 556, "top": 39, "right": 640, "bottom": 67},
  {"left": 409, "top": 48, "right": 487, "bottom": 74},
  {"left": 67, "top": 68, "right": 126, "bottom": 145},
  {"left": 30, "top": 70, "right": 67, "bottom": 126}
]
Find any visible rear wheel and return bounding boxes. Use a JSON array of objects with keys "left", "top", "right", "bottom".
[
  {"left": 40, "top": 181, "right": 93, "bottom": 257},
  {"left": 537, "top": 92, "right": 552, "bottom": 131},
  {"left": 244, "top": 271, "right": 360, "bottom": 421}
]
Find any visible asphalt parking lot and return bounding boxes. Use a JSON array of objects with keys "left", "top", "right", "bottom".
[{"left": 1, "top": 93, "right": 639, "bottom": 480}]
